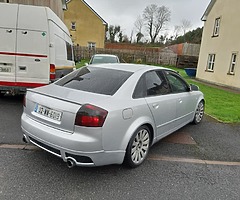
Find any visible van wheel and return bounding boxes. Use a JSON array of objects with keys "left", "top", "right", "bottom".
[{"left": 124, "top": 125, "right": 151, "bottom": 168}]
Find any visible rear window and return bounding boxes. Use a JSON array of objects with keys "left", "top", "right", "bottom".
[
  {"left": 55, "top": 67, "right": 132, "bottom": 95},
  {"left": 90, "top": 56, "right": 119, "bottom": 64}
]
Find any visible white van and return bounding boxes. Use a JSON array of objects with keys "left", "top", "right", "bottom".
[{"left": 0, "top": 3, "right": 75, "bottom": 95}]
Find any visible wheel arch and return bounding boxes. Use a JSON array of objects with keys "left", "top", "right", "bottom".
[
  {"left": 142, "top": 123, "right": 154, "bottom": 146},
  {"left": 121, "top": 117, "right": 156, "bottom": 151}
]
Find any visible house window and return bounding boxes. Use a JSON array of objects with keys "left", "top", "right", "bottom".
[
  {"left": 88, "top": 42, "right": 96, "bottom": 50},
  {"left": 213, "top": 17, "right": 220, "bottom": 37},
  {"left": 71, "top": 22, "right": 76, "bottom": 31},
  {"left": 207, "top": 54, "right": 215, "bottom": 71},
  {"left": 229, "top": 53, "right": 237, "bottom": 75}
]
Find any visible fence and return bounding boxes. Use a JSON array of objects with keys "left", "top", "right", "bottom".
[{"left": 73, "top": 46, "right": 177, "bottom": 66}]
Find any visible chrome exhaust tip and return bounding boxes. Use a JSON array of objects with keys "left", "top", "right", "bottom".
[
  {"left": 66, "top": 158, "right": 76, "bottom": 168},
  {"left": 22, "top": 134, "right": 29, "bottom": 143}
]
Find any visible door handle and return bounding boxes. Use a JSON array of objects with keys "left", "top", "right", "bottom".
[
  {"left": 152, "top": 103, "right": 159, "bottom": 109},
  {"left": 178, "top": 99, "right": 183, "bottom": 104},
  {"left": 19, "top": 66, "right": 26, "bottom": 71},
  {"left": 6, "top": 30, "right": 12, "bottom": 33},
  {"left": 22, "top": 31, "right": 28, "bottom": 34}
]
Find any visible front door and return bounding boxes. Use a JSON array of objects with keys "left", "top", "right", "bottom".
[{"left": 164, "top": 71, "right": 196, "bottom": 127}]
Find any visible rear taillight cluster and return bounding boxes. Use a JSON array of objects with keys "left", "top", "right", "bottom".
[
  {"left": 50, "top": 64, "right": 56, "bottom": 81},
  {"left": 75, "top": 104, "right": 108, "bottom": 127}
]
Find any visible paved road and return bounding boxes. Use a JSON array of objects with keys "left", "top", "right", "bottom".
[{"left": 1, "top": 95, "right": 240, "bottom": 200}]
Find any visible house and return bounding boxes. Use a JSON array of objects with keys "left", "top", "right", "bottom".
[
  {"left": 0, "top": 0, "right": 66, "bottom": 20},
  {"left": 197, "top": 0, "right": 240, "bottom": 89},
  {"left": 64, "top": 0, "right": 107, "bottom": 48}
]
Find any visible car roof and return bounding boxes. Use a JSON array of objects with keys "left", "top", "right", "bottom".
[
  {"left": 88, "top": 63, "right": 175, "bottom": 73},
  {"left": 92, "top": 54, "right": 118, "bottom": 57}
]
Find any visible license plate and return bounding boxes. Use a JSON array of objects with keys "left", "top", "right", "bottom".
[
  {"left": 34, "top": 104, "right": 62, "bottom": 121},
  {"left": 0, "top": 67, "right": 11, "bottom": 72}
]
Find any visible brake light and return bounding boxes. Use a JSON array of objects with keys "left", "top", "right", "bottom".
[
  {"left": 75, "top": 104, "right": 108, "bottom": 127},
  {"left": 50, "top": 64, "right": 56, "bottom": 81}
]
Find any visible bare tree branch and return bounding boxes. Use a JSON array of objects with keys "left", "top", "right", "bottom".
[
  {"left": 134, "top": 15, "right": 144, "bottom": 33},
  {"left": 143, "top": 4, "right": 171, "bottom": 43},
  {"left": 181, "top": 19, "right": 192, "bottom": 35}
]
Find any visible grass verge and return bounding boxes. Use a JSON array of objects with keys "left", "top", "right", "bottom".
[{"left": 75, "top": 59, "right": 90, "bottom": 68}]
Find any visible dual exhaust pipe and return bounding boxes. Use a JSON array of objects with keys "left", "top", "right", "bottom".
[
  {"left": 66, "top": 158, "right": 76, "bottom": 168},
  {"left": 22, "top": 134, "right": 76, "bottom": 168},
  {"left": 22, "top": 134, "right": 29, "bottom": 143}
]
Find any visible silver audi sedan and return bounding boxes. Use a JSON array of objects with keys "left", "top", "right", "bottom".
[{"left": 21, "top": 64, "right": 204, "bottom": 168}]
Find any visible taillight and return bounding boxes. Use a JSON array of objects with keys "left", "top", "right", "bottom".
[
  {"left": 75, "top": 104, "right": 108, "bottom": 127},
  {"left": 50, "top": 64, "right": 56, "bottom": 81}
]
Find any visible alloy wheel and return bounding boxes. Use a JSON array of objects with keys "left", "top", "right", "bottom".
[{"left": 130, "top": 128, "right": 150, "bottom": 165}]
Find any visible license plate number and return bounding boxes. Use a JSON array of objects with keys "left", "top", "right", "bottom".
[
  {"left": 0, "top": 67, "right": 11, "bottom": 72},
  {"left": 35, "top": 104, "right": 62, "bottom": 121}
]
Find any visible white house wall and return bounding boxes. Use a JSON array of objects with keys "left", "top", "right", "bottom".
[{"left": 197, "top": 0, "right": 240, "bottom": 89}]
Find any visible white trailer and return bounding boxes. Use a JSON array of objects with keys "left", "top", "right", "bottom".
[{"left": 0, "top": 3, "right": 75, "bottom": 95}]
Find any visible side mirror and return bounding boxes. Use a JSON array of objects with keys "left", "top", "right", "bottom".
[
  {"left": 85, "top": 63, "right": 89, "bottom": 66},
  {"left": 190, "top": 84, "right": 199, "bottom": 91}
]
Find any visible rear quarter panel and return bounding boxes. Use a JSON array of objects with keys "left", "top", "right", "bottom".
[{"left": 100, "top": 97, "right": 156, "bottom": 151}]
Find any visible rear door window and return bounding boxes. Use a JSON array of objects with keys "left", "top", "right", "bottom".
[
  {"left": 56, "top": 67, "right": 132, "bottom": 95},
  {"left": 133, "top": 70, "right": 171, "bottom": 98}
]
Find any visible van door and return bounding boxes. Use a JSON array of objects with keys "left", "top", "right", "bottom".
[
  {"left": 15, "top": 5, "right": 49, "bottom": 86},
  {"left": 0, "top": 3, "right": 18, "bottom": 84},
  {"left": 16, "top": 29, "right": 49, "bottom": 85}
]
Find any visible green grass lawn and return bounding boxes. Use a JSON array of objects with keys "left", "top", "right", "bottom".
[{"left": 167, "top": 66, "right": 240, "bottom": 123}]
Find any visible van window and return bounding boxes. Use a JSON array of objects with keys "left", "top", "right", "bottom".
[{"left": 66, "top": 42, "right": 73, "bottom": 61}]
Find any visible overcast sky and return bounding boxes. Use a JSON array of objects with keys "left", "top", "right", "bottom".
[{"left": 85, "top": 0, "right": 211, "bottom": 39}]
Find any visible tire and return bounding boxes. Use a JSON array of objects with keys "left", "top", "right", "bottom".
[
  {"left": 193, "top": 101, "right": 204, "bottom": 124},
  {"left": 124, "top": 125, "right": 151, "bottom": 168}
]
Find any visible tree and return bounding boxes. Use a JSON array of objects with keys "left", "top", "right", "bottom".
[
  {"left": 173, "top": 25, "right": 181, "bottom": 39},
  {"left": 136, "top": 32, "right": 144, "bottom": 43},
  {"left": 108, "top": 25, "right": 121, "bottom": 43},
  {"left": 118, "top": 31, "right": 123, "bottom": 43},
  {"left": 129, "top": 29, "right": 134, "bottom": 43},
  {"left": 134, "top": 15, "right": 144, "bottom": 43},
  {"left": 143, "top": 4, "right": 171, "bottom": 44},
  {"left": 134, "top": 15, "right": 144, "bottom": 33},
  {"left": 123, "top": 35, "right": 130, "bottom": 43},
  {"left": 171, "top": 27, "right": 203, "bottom": 44},
  {"left": 181, "top": 19, "right": 192, "bottom": 35}
]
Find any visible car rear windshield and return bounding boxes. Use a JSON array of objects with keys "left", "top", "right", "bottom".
[
  {"left": 55, "top": 67, "right": 133, "bottom": 95},
  {"left": 91, "top": 56, "right": 118, "bottom": 64}
]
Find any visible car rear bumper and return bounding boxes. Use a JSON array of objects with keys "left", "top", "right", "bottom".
[{"left": 21, "top": 113, "right": 125, "bottom": 167}]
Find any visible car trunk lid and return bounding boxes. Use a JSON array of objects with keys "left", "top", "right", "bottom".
[{"left": 24, "top": 84, "right": 110, "bottom": 133}]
